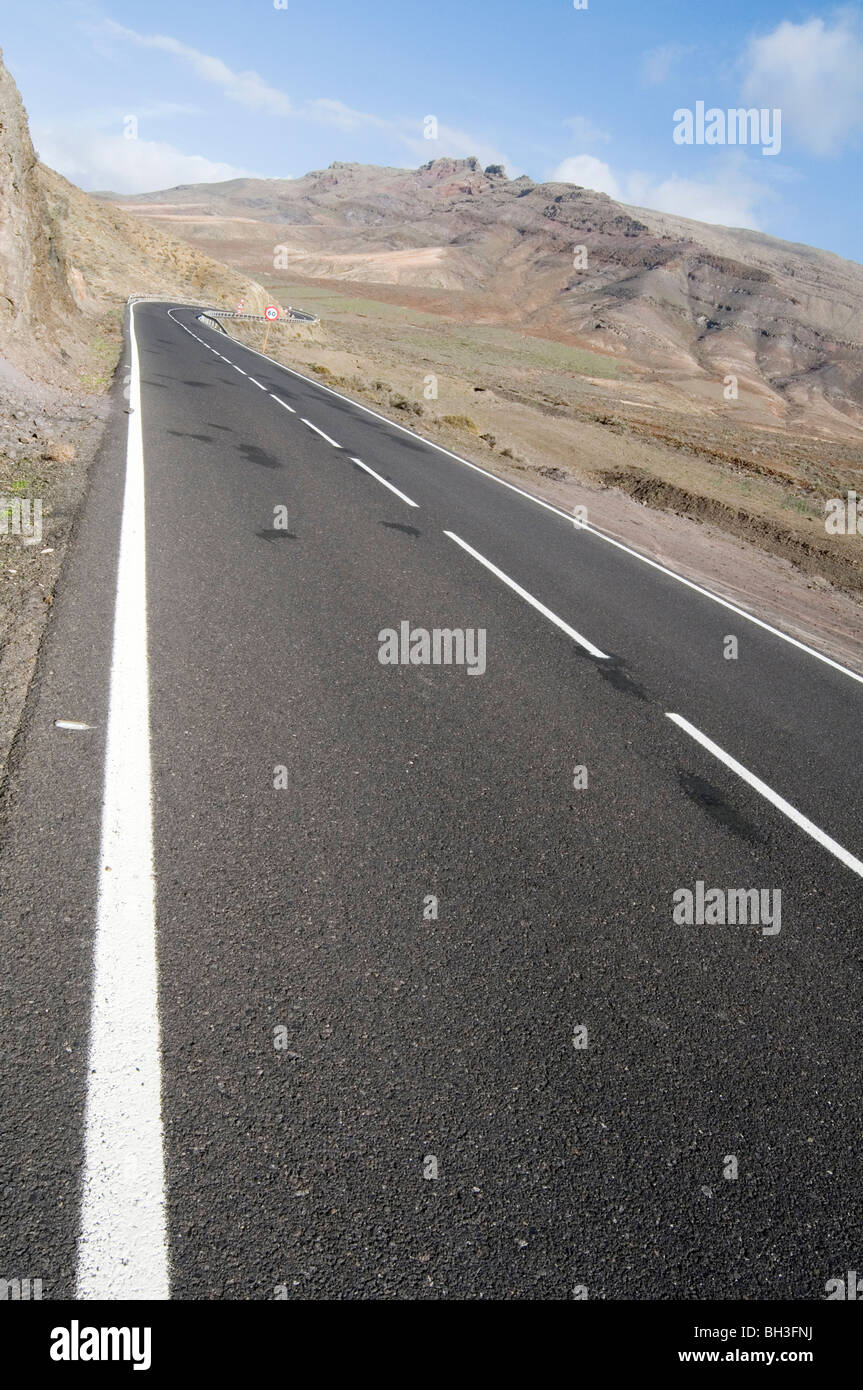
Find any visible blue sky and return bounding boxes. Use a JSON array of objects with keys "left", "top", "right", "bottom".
[{"left": 2, "top": 0, "right": 861, "bottom": 261}]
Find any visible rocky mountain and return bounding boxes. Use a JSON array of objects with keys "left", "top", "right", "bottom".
[
  {"left": 106, "top": 157, "right": 863, "bottom": 437},
  {"left": 0, "top": 48, "right": 265, "bottom": 390},
  {"left": 0, "top": 49, "right": 267, "bottom": 780},
  {"left": 0, "top": 46, "right": 76, "bottom": 380}
]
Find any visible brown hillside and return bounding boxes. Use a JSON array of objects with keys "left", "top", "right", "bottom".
[
  {"left": 0, "top": 47, "right": 266, "bottom": 391},
  {"left": 107, "top": 157, "right": 863, "bottom": 440}
]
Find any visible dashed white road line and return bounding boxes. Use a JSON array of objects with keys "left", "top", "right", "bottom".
[
  {"left": 189, "top": 311, "right": 863, "bottom": 688},
  {"left": 445, "top": 531, "right": 608, "bottom": 659},
  {"left": 76, "top": 303, "right": 169, "bottom": 1299},
  {"left": 167, "top": 308, "right": 863, "bottom": 689},
  {"left": 233, "top": 366, "right": 247, "bottom": 376},
  {"left": 269, "top": 393, "right": 295, "bottom": 413},
  {"left": 349, "top": 457, "right": 417, "bottom": 507},
  {"left": 176, "top": 305, "right": 863, "bottom": 686},
  {"left": 667, "top": 712, "right": 863, "bottom": 878},
  {"left": 301, "top": 418, "right": 341, "bottom": 448},
  {"left": 248, "top": 377, "right": 266, "bottom": 390}
]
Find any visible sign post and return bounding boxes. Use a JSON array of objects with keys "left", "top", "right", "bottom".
[{"left": 263, "top": 304, "right": 279, "bottom": 352}]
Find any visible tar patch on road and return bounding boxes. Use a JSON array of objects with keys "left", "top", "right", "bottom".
[
  {"left": 237, "top": 443, "right": 281, "bottom": 470},
  {"left": 595, "top": 654, "right": 648, "bottom": 701},
  {"left": 678, "top": 769, "right": 761, "bottom": 844},
  {"left": 380, "top": 521, "right": 421, "bottom": 537}
]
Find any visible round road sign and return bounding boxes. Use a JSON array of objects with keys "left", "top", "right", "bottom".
[{"left": 264, "top": 305, "right": 279, "bottom": 321}]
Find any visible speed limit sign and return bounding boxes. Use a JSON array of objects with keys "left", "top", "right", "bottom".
[{"left": 264, "top": 305, "right": 279, "bottom": 321}]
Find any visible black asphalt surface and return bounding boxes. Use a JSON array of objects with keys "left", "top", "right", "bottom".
[{"left": 1, "top": 300, "right": 861, "bottom": 1300}]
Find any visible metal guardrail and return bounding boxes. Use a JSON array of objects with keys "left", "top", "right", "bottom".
[
  {"left": 127, "top": 295, "right": 319, "bottom": 325},
  {"left": 204, "top": 308, "right": 319, "bottom": 326},
  {"left": 127, "top": 295, "right": 219, "bottom": 309}
]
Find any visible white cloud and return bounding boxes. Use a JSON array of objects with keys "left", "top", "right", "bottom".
[
  {"left": 134, "top": 101, "right": 206, "bottom": 121},
  {"left": 103, "top": 22, "right": 515, "bottom": 173},
  {"left": 562, "top": 116, "right": 610, "bottom": 145},
  {"left": 34, "top": 127, "right": 258, "bottom": 194},
  {"left": 104, "top": 21, "right": 293, "bottom": 116},
  {"left": 304, "top": 98, "right": 391, "bottom": 132},
  {"left": 641, "top": 43, "right": 695, "bottom": 86},
  {"left": 551, "top": 155, "right": 621, "bottom": 198},
  {"left": 550, "top": 152, "right": 772, "bottom": 229},
  {"left": 625, "top": 171, "right": 769, "bottom": 228},
  {"left": 740, "top": 14, "right": 863, "bottom": 155}
]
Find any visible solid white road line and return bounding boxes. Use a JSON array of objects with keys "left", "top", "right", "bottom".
[
  {"left": 169, "top": 309, "right": 861, "bottom": 688},
  {"left": 301, "top": 418, "right": 341, "bottom": 447},
  {"left": 667, "top": 712, "right": 863, "bottom": 879},
  {"left": 76, "top": 302, "right": 169, "bottom": 1300},
  {"left": 195, "top": 318, "right": 862, "bottom": 688},
  {"left": 349, "top": 457, "right": 418, "bottom": 507},
  {"left": 569, "top": 536, "right": 863, "bottom": 687},
  {"left": 445, "top": 530, "right": 608, "bottom": 659},
  {"left": 269, "top": 393, "right": 295, "bottom": 413}
]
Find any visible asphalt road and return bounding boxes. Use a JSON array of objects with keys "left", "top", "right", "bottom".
[{"left": 1, "top": 299, "right": 861, "bottom": 1301}]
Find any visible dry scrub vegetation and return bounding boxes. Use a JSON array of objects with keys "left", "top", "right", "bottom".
[{"left": 227, "top": 278, "right": 863, "bottom": 605}]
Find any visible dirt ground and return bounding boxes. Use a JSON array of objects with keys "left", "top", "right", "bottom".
[
  {"left": 0, "top": 347, "right": 116, "bottom": 779},
  {"left": 225, "top": 278, "right": 863, "bottom": 676},
  {"left": 3, "top": 271, "right": 859, "bottom": 800}
]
